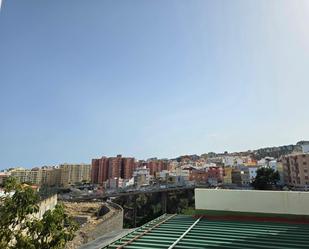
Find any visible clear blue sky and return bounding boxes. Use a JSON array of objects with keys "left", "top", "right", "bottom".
[{"left": 0, "top": 0, "right": 309, "bottom": 168}]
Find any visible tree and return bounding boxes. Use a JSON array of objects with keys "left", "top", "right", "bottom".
[
  {"left": 0, "top": 177, "right": 78, "bottom": 249},
  {"left": 252, "top": 167, "right": 280, "bottom": 190}
]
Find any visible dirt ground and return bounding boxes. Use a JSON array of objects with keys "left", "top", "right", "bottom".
[{"left": 63, "top": 201, "right": 116, "bottom": 249}]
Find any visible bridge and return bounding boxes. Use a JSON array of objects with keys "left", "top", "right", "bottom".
[
  {"left": 59, "top": 185, "right": 205, "bottom": 226},
  {"left": 59, "top": 185, "right": 203, "bottom": 213},
  {"left": 61, "top": 185, "right": 198, "bottom": 202}
]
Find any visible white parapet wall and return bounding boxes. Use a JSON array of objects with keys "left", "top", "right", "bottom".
[
  {"left": 195, "top": 189, "right": 309, "bottom": 215},
  {"left": 36, "top": 194, "right": 58, "bottom": 219}
]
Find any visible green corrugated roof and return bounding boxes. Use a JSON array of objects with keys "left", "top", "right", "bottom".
[{"left": 104, "top": 214, "right": 309, "bottom": 249}]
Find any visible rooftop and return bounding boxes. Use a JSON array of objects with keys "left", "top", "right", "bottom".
[{"left": 104, "top": 214, "right": 309, "bottom": 249}]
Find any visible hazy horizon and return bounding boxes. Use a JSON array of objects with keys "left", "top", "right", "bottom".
[{"left": 1, "top": 1, "right": 309, "bottom": 169}]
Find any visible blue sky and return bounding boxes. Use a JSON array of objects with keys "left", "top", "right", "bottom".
[{"left": 0, "top": 0, "right": 309, "bottom": 168}]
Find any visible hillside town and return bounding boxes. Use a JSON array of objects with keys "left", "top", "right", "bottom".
[
  {"left": 2, "top": 1, "right": 309, "bottom": 248},
  {"left": 1, "top": 141, "right": 309, "bottom": 195}
]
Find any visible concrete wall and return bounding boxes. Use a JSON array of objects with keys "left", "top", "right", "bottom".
[
  {"left": 65, "top": 202, "right": 124, "bottom": 249},
  {"left": 84, "top": 202, "right": 123, "bottom": 242},
  {"left": 195, "top": 189, "right": 309, "bottom": 215},
  {"left": 36, "top": 194, "right": 57, "bottom": 219}
]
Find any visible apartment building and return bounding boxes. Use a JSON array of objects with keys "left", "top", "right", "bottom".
[
  {"left": 282, "top": 153, "right": 309, "bottom": 188},
  {"left": 147, "top": 160, "right": 168, "bottom": 176},
  {"left": 9, "top": 164, "right": 90, "bottom": 187},
  {"left": 9, "top": 167, "right": 56, "bottom": 186},
  {"left": 206, "top": 167, "right": 223, "bottom": 183},
  {"left": 223, "top": 167, "right": 233, "bottom": 184},
  {"left": 59, "top": 164, "right": 91, "bottom": 186},
  {"left": 232, "top": 167, "right": 250, "bottom": 186},
  {"left": 29, "top": 168, "right": 43, "bottom": 185},
  {"left": 91, "top": 155, "right": 137, "bottom": 185},
  {"left": 10, "top": 168, "right": 32, "bottom": 184},
  {"left": 176, "top": 167, "right": 191, "bottom": 182},
  {"left": 91, "top": 157, "right": 111, "bottom": 184},
  {"left": 91, "top": 158, "right": 100, "bottom": 184},
  {"left": 133, "top": 166, "right": 150, "bottom": 187},
  {"left": 247, "top": 165, "right": 258, "bottom": 183},
  {"left": 41, "top": 167, "right": 61, "bottom": 187},
  {"left": 122, "top": 157, "right": 136, "bottom": 179},
  {"left": 108, "top": 155, "right": 122, "bottom": 179},
  {"left": 189, "top": 169, "right": 208, "bottom": 183}
]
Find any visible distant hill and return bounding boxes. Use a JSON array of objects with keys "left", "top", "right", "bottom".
[
  {"left": 200, "top": 141, "right": 307, "bottom": 160},
  {"left": 252, "top": 144, "right": 297, "bottom": 160}
]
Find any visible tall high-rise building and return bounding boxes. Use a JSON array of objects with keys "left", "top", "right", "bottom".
[
  {"left": 91, "top": 159, "right": 100, "bottom": 184},
  {"left": 91, "top": 157, "right": 110, "bottom": 184},
  {"left": 146, "top": 160, "right": 168, "bottom": 176},
  {"left": 122, "top": 157, "right": 136, "bottom": 179},
  {"left": 98, "top": 157, "right": 109, "bottom": 184},
  {"left": 108, "top": 155, "right": 122, "bottom": 179},
  {"left": 91, "top": 155, "right": 137, "bottom": 185},
  {"left": 147, "top": 161, "right": 157, "bottom": 176}
]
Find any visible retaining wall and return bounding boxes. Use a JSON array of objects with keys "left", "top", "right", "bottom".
[{"left": 86, "top": 202, "right": 123, "bottom": 241}]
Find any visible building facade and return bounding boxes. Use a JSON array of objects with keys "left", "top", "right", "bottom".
[
  {"left": 147, "top": 160, "right": 168, "bottom": 176},
  {"left": 0, "top": 172, "right": 10, "bottom": 185},
  {"left": 223, "top": 167, "right": 233, "bottom": 184},
  {"left": 60, "top": 164, "right": 91, "bottom": 186},
  {"left": 122, "top": 157, "right": 136, "bottom": 179},
  {"left": 41, "top": 167, "right": 61, "bottom": 187},
  {"left": 189, "top": 170, "right": 208, "bottom": 183},
  {"left": 91, "top": 155, "right": 137, "bottom": 185},
  {"left": 232, "top": 167, "right": 250, "bottom": 186},
  {"left": 282, "top": 153, "right": 309, "bottom": 188},
  {"left": 108, "top": 155, "right": 122, "bottom": 179},
  {"left": 247, "top": 166, "right": 258, "bottom": 183},
  {"left": 133, "top": 166, "right": 150, "bottom": 187},
  {"left": 9, "top": 168, "right": 31, "bottom": 183}
]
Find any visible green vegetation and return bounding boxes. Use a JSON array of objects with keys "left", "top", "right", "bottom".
[
  {"left": 252, "top": 167, "right": 280, "bottom": 190},
  {"left": 254, "top": 145, "right": 295, "bottom": 160},
  {"left": 113, "top": 189, "right": 195, "bottom": 228},
  {"left": 0, "top": 177, "right": 78, "bottom": 249}
]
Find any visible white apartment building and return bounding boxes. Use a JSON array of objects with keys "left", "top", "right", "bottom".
[
  {"left": 133, "top": 166, "right": 150, "bottom": 187},
  {"left": 247, "top": 166, "right": 258, "bottom": 182}
]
